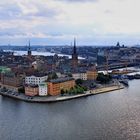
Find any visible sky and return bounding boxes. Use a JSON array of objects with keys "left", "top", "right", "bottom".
[{"left": 0, "top": 0, "right": 140, "bottom": 46}]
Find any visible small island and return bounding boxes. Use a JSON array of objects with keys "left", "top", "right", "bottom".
[
  {"left": 0, "top": 71, "right": 124, "bottom": 103},
  {"left": 0, "top": 40, "right": 138, "bottom": 103}
]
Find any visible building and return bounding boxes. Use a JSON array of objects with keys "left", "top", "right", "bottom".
[
  {"left": 87, "top": 66, "right": 98, "bottom": 80},
  {"left": 25, "top": 74, "right": 48, "bottom": 85},
  {"left": 1, "top": 72, "right": 25, "bottom": 91},
  {"left": 48, "top": 77, "right": 75, "bottom": 96},
  {"left": 71, "top": 38, "right": 78, "bottom": 69},
  {"left": 39, "top": 83, "right": 48, "bottom": 96},
  {"left": 97, "top": 49, "right": 106, "bottom": 65},
  {"left": 28, "top": 40, "right": 32, "bottom": 57},
  {"left": 72, "top": 72, "right": 87, "bottom": 80},
  {"left": 25, "top": 85, "right": 38, "bottom": 96}
]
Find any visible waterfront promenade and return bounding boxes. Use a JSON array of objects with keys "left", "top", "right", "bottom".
[{"left": 0, "top": 85, "right": 124, "bottom": 103}]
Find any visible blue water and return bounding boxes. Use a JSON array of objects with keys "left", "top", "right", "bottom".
[{"left": 0, "top": 80, "right": 140, "bottom": 140}]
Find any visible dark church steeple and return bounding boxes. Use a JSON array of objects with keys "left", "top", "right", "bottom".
[
  {"left": 73, "top": 38, "right": 77, "bottom": 54},
  {"left": 71, "top": 38, "right": 78, "bottom": 69},
  {"left": 28, "top": 40, "right": 32, "bottom": 57}
]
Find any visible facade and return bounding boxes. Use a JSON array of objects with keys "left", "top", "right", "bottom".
[
  {"left": 87, "top": 67, "right": 98, "bottom": 80},
  {"left": 1, "top": 72, "right": 25, "bottom": 91},
  {"left": 25, "top": 85, "right": 38, "bottom": 96},
  {"left": 72, "top": 72, "right": 87, "bottom": 80},
  {"left": 48, "top": 77, "right": 75, "bottom": 96},
  {"left": 71, "top": 38, "right": 78, "bottom": 69},
  {"left": 39, "top": 83, "right": 48, "bottom": 96},
  {"left": 25, "top": 74, "right": 48, "bottom": 85}
]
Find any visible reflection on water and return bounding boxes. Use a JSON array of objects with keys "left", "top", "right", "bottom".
[{"left": 0, "top": 80, "right": 140, "bottom": 140}]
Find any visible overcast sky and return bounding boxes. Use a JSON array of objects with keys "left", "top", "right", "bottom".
[{"left": 0, "top": 0, "right": 140, "bottom": 46}]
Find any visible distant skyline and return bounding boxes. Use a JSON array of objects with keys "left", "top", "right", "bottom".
[{"left": 1, "top": 0, "right": 140, "bottom": 46}]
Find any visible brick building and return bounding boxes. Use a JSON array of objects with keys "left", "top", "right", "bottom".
[
  {"left": 48, "top": 77, "right": 75, "bottom": 96},
  {"left": 1, "top": 72, "right": 25, "bottom": 91},
  {"left": 25, "top": 85, "right": 38, "bottom": 96}
]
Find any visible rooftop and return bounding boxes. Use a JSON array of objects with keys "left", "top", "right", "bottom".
[
  {"left": 49, "top": 77, "right": 74, "bottom": 84},
  {"left": 26, "top": 72, "right": 48, "bottom": 77}
]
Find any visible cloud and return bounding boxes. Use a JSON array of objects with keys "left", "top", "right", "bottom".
[
  {"left": 0, "top": 0, "right": 140, "bottom": 45},
  {"left": 56, "top": 0, "right": 98, "bottom": 2}
]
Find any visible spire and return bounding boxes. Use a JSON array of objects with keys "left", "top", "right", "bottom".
[
  {"left": 74, "top": 38, "right": 76, "bottom": 47},
  {"left": 28, "top": 40, "right": 31, "bottom": 56},
  {"left": 29, "top": 40, "right": 31, "bottom": 50},
  {"left": 73, "top": 38, "right": 77, "bottom": 54},
  {"left": 116, "top": 42, "right": 120, "bottom": 47}
]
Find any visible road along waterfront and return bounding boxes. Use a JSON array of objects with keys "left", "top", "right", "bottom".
[{"left": 0, "top": 85, "right": 124, "bottom": 103}]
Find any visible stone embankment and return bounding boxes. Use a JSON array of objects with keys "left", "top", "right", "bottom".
[{"left": 0, "top": 85, "right": 124, "bottom": 103}]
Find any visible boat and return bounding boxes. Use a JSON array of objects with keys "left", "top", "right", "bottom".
[{"left": 119, "top": 79, "right": 129, "bottom": 86}]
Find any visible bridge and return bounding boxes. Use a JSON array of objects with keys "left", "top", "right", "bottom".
[{"left": 97, "top": 62, "right": 138, "bottom": 71}]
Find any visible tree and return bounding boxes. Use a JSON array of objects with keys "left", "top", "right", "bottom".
[
  {"left": 75, "top": 79, "right": 83, "bottom": 85},
  {"left": 52, "top": 72, "right": 58, "bottom": 79},
  {"left": 47, "top": 72, "right": 58, "bottom": 81},
  {"left": 61, "top": 89, "right": 65, "bottom": 96},
  {"left": 67, "top": 73, "right": 72, "bottom": 77},
  {"left": 82, "top": 86, "right": 88, "bottom": 91},
  {"left": 97, "top": 73, "right": 112, "bottom": 83},
  {"left": 18, "top": 88, "right": 25, "bottom": 93}
]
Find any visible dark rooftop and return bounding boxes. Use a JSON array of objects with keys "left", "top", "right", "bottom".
[
  {"left": 26, "top": 72, "right": 48, "bottom": 77},
  {"left": 49, "top": 77, "right": 74, "bottom": 84}
]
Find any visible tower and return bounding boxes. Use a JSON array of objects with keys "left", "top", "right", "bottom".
[
  {"left": 116, "top": 42, "right": 120, "bottom": 47},
  {"left": 28, "top": 40, "right": 32, "bottom": 57},
  {"left": 71, "top": 38, "right": 78, "bottom": 69}
]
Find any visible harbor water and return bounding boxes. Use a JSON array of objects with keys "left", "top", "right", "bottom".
[{"left": 0, "top": 79, "right": 140, "bottom": 140}]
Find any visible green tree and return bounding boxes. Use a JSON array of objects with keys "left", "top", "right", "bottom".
[
  {"left": 61, "top": 89, "right": 65, "bottom": 96},
  {"left": 97, "top": 73, "right": 112, "bottom": 83},
  {"left": 82, "top": 86, "right": 88, "bottom": 91},
  {"left": 67, "top": 73, "right": 72, "bottom": 77},
  {"left": 18, "top": 88, "right": 25, "bottom": 93},
  {"left": 75, "top": 79, "right": 83, "bottom": 85},
  {"left": 47, "top": 72, "right": 58, "bottom": 81}
]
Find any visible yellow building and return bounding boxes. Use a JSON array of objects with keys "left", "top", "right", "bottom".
[
  {"left": 87, "top": 67, "right": 98, "bottom": 80},
  {"left": 25, "top": 85, "right": 39, "bottom": 96}
]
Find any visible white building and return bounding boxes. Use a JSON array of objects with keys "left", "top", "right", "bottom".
[
  {"left": 72, "top": 73, "right": 87, "bottom": 80},
  {"left": 39, "top": 83, "right": 48, "bottom": 96},
  {"left": 25, "top": 75, "right": 48, "bottom": 85}
]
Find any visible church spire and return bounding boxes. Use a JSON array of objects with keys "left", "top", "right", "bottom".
[
  {"left": 73, "top": 38, "right": 77, "bottom": 54},
  {"left": 28, "top": 40, "right": 31, "bottom": 56},
  {"left": 71, "top": 38, "right": 78, "bottom": 69},
  {"left": 29, "top": 40, "right": 31, "bottom": 50}
]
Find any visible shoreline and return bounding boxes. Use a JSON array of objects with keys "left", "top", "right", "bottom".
[{"left": 0, "top": 85, "right": 124, "bottom": 103}]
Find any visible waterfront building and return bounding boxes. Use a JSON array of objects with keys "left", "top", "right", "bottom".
[
  {"left": 1, "top": 72, "right": 25, "bottom": 91},
  {"left": 71, "top": 38, "right": 78, "bottom": 69},
  {"left": 72, "top": 72, "right": 87, "bottom": 80},
  {"left": 48, "top": 77, "right": 75, "bottom": 96},
  {"left": 25, "top": 74, "right": 48, "bottom": 85},
  {"left": 25, "top": 85, "right": 38, "bottom": 96},
  {"left": 87, "top": 66, "right": 98, "bottom": 80},
  {"left": 38, "top": 83, "right": 48, "bottom": 96}
]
